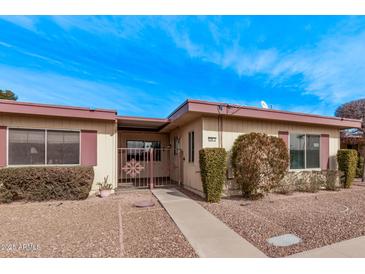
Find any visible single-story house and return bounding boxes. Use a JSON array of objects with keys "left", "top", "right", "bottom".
[
  {"left": 340, "top": 130, "right": 365, "bottom": 156},
  {"left": 0, "top": 99, "right": 362, "bottom": 196}
]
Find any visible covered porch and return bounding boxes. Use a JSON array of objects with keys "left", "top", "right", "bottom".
[{"left": 117, "top": 116, "right": 182, "bottom": 189}]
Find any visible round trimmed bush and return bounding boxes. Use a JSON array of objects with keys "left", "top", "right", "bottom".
[{"left": 231, "top": 132, "right": 289, "bottom": 198}]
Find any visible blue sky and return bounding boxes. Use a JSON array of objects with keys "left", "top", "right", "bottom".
[{"left": 0, "top": 16, "right": 365, "bottom": 118}]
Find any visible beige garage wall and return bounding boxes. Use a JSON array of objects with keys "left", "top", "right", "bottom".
[
  {"left": 0, "top": 114, "right": 118, "bottom": 193},
  {"left": 169, "top": 117, "right": 203, "bottom": 195},
  {"left": 203, "top": 116, "right": 340, "bottom": 170}
]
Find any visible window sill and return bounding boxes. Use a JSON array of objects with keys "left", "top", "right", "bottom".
[
  {"left": 289, "top": 168, "right": 322, "bottom": 172},
  {"left": 7, "top": 164, "right": 81, "bottom": 168}
]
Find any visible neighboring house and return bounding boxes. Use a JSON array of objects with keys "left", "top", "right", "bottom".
[
  {"left": 340, "top": 130, "right": 365, "bottom": 157},
  {"left": 340, "top": 129, "right": 365, "bottom": 181},
  {"left": 0, "top": 99, "right": 362, "bottom": 196}
]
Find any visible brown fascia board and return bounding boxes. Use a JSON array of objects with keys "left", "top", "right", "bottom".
[
  {"left": 168, "top": 99, "right": 362, "bottom": 129},
  {"left": 0, "top": 99, "right": 117, "bottom": 121}
]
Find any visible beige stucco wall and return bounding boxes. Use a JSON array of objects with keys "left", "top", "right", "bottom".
[
  {"left": 171, "top": 115, "right": 341, "bottom": 196},
  {"left": 0, "top": 114, "right": 118, "bottom": 193},
  {"left": 169, "top": 117, "right": 203, "bottom": 195},
  {"left": 203, "top": 116, "right": 340, "bottom": 169}
]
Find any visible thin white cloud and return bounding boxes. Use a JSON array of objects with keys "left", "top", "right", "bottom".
[
  {"left": 0, "top": 65, "right": 156, "bottom": 115},
  {"left": 51, "top": 16, "right": 148, "bottom": 40},
  {"left": 2, "top": 16, "right": 365, "bottom": 116},
  {"left": 218, "top": 46, "right": 279, "bottom": 76},
  {"left": 0, "top": 41, "right": 12, "bottom": 48},
  {"left": 163, "top": 17, "right": 365, "bottom": 108},
  {"left": 163, "top": 18, "right": 279, "bottom": 76},
  {"left": 0, "top": 16, "right": 38, "bottom": 32},
  {"left": 269, "top": 30, "right": 365, "bottom": 104}
]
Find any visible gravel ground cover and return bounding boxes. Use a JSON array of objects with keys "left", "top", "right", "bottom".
[
  {"left": 0, "top": 190, "right": 196, "bottom": 258},
  {"left": 180, "top": 183, "right": 365, "bottom": 257},
  {"left": 118, "top": 190, "right": 197, "bottom": 258},
  {"left": 0, "top": 197, "right": 121, "bottom": 257}
]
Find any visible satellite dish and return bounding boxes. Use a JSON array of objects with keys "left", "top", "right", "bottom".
[{"left": 261, "top": 101, "right": 269, "bottom": 109}]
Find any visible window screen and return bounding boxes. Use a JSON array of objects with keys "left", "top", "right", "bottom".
[
  {"left": 306, "top": 135, "right": 320, "bottom": 168},
  {"left": 8, "top": 129, "right": 45, "bottom": 165},
  {"left": 8, "top": 128, "right": 80, "bottom": 166},
  {"left": 290, "top": 133, "right": 320, "bottom": 169},
  {"left": 47, "top": 130, "right": 80, "bottom": 164}
]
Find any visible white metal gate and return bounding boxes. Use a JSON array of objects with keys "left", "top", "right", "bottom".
[{"left": 118, "top": 148, "right": 181, "bottom": 188}]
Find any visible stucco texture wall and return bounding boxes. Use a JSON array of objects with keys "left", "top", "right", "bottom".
[
  {"left": 169, "top": 117, "right": 203, "bottom": 195},
  {"left": 168, "top": 115, "right": 342, "bottom": 196},
  {"left": 0, "top": 114, "right": 118, "bottom": 193},
  {"left": 203, "top": 116, "right": 340, "bottom": 170}
]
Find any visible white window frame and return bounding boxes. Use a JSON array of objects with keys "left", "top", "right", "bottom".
[
  {"left": 7, "top": 127, "right": 81, "bottom": 167},
  {"left": 288, "top": 132, "right": 321, "bottom": 171}
]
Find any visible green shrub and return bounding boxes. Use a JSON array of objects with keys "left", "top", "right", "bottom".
[
  {"left": 0, "top": 166, "right": 94, "bottom": 203},
  {"left": 337, "top": 149, "right": 358, "bottom": 188},
  {"left": 199, "top": 148, "right": 227, "bottom": 202},
  {"left": 356, "top": 156, "right": 364, "bottom": 178},
  {"left": 231, "top": 133, "right": 289, "bottom": 198}
]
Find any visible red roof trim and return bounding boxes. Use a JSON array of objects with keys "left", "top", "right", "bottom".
[
  {"left": 0, "top": 98, "right": 362, "bottom": 129},
  {"left": 169, "top": 99, "right": 362, "bottom": 129},
  {"left": 0, "top": 99, "right": 116, "bottom": 121}
]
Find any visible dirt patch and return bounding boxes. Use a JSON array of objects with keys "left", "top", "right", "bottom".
[
  {"left": 0, "top": 190, "right": 196, "bottom": 258},
  {"left": 180, "top": 184, "right": 365, "bottom": 257}
]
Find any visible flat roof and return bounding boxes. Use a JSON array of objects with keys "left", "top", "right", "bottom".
[
  {"left": 0, "top": 98, "right": 362, "bottom": 130},
  {"left": 167, "top": 99, "right": 362, "bottom": 129},
  {"left": 0, "top": 99, "right": 117, "bottom": 121}
]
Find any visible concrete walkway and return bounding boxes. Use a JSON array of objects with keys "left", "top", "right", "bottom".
[
  {"left": 289, "top": 236, "right": 365, "bottom": 258},
  {"left": 152, "top": 188, "right": 266, "bottom": 258}
]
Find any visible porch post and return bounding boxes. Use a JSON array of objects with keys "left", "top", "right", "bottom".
[{"left": 150, "top": 148, "right": 154, "bottom": 189}]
